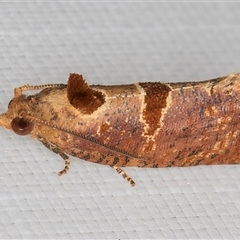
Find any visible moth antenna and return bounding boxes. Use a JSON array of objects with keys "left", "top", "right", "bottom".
[{"left": 14, "top": 84, "right": 67, "bottom": 98}]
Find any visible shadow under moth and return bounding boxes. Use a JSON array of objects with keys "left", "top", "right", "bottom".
[{"left": 0, "top": 73, "right": 240, "bottom": 186}]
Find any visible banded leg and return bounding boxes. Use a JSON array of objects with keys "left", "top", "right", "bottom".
[
  {"left": 112, "top": 166, "right": 135, "bottom": 186},
  {"left": 37, "top": 136, "right": 70, "bottom": 175},
  {"left": 57, "top": 153, "right": 70, "bottom": 176}
]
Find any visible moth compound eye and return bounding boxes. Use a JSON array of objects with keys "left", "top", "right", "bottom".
[{"left": 11, "top": 117, "right": 34, "bottom": 135}]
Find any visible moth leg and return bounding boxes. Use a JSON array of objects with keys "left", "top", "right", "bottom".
[
  {"left": 57, "top": 153, "right": 70, "bottom": 176},
  {"left": 37, "top": 136, "right": 70, "bottom": 176},
  {"left": 112, "top": 166, "right": 135, "bottom": 186}
]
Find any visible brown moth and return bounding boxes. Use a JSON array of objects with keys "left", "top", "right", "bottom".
[{"left": 0, "top": 73, "right": 240, "bottom": 186}]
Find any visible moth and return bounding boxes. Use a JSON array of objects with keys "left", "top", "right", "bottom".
[{"left": 0, "top": 73, "right": 240, "bottom": 186}]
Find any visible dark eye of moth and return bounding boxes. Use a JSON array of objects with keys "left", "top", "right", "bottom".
[{"left": 11, "top": 117, "right": 34, "bottom": 135}]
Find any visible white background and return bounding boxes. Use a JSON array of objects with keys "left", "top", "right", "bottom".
[{"left": 1, "top": 2, "right": 240, "bottom": 239}]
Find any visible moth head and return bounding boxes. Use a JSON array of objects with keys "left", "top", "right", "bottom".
[{"left": 0, "top": 95, "right": 34, "bottom": 136}]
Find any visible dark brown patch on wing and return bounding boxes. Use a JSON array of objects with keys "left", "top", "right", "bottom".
[
  {"left": 100, "top": 122, "right": 110, "bottom": 134},
  {"left": 139, "top": 82, "right": 171, "bottom": 135},
  {"left": 67, "top": 73, "right": 105, "bottom": 114}
]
